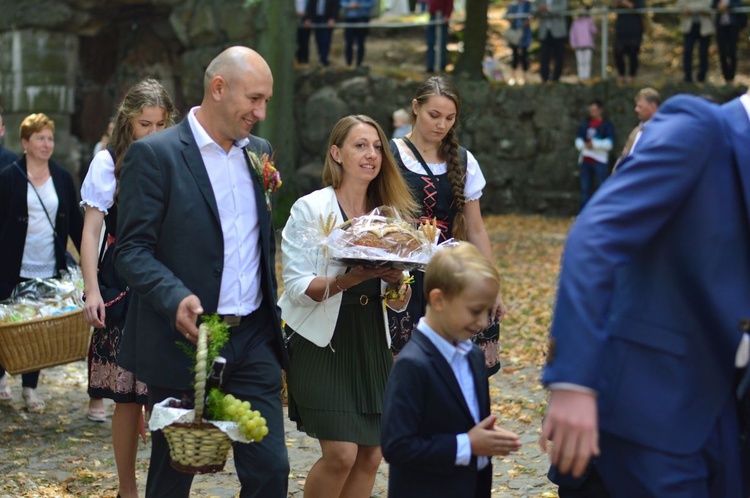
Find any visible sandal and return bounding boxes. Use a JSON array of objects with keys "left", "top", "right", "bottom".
[
  {"left": 22, "top": 388, "right": 45, "bottom": 413},
  {"left": 0, "top": 374, "right": 11, "bottom": 401},
  {"left": 87, "top": 407, "right": 107, "bottom": 422}
]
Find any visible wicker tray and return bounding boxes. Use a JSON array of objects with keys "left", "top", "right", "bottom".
[
  {"left": 162, "top": 323, "right": 233, "bottom": 474},
  {"left": 0, "top": 309, "right": 90, "bottom": 375}
]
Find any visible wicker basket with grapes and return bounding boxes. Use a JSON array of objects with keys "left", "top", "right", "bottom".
[{"left": 155, "top": 315, "right": 269, "bottom": 474}]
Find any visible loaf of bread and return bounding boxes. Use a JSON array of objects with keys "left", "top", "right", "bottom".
[{"left": 341, "top": 222, "right": 423, "bottom": 258}]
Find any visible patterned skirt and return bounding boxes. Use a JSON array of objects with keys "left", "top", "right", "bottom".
[{"left": 88, "top": 319, "right": 147, "bottom": 404}]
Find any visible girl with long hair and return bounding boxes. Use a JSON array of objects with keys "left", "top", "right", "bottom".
[
  {"left": 388, "top": 76, "right": 506, "bottom": 375},
  {"left": 80, "top": 78, "right": 176, "bottom": 498}
]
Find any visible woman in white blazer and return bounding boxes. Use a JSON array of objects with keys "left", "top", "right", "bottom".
[{"left": 278, "top": 114, "right": 418, "bottom": 498}]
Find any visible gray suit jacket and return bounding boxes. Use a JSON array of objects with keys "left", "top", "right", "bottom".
[
  {"left": 536, "top": 0, "right": 569, "bottom": 39},
  {"left": 114, "top": 118, "right": 286, "bottom": 390}
]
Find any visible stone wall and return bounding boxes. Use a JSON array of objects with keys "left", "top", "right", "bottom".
[{"left": 291, "top": 72, "right": 746, "bottom": 216}]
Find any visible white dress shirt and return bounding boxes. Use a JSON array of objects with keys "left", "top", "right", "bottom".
[
  {"left": 187, "top": 107, "right": 261, "bottom": 315},
  {"left": 418, "top": 317, "right": 489, "bottom": 470}
]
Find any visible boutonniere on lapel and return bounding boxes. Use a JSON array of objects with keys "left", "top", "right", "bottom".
[{"left": 246, "top": 149, "right": 282, "bottom": 210}]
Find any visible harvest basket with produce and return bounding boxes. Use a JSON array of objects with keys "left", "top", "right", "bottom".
[
  {"left": 150, "top": 315, "right": 269, "bottom": 474},
  {"left": 0, "top": 271, "right": 89, "bottom": 375}
]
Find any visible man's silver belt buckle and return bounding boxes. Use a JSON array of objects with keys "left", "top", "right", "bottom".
[{"left": 223, "top": 315, "right": 242, "bottom": 327}]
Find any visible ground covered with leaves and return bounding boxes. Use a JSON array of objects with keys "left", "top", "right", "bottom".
[{"left": 0, "top": 214, "right": 572, "bottom": 497}]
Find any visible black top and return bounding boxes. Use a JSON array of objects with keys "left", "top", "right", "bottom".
[
  {"left": 0, "top": 145, "right": 19, "bottom": 170},
  {"left": 0, "top": 156, "right": 83, "bottom": 299}
]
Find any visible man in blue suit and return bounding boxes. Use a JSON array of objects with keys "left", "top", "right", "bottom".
[
  {"left": 115, "top": 47, "right": 289, "bottom": 497},
  {"left": 541, "top": 89, "right": 750, "bottom": 498}
]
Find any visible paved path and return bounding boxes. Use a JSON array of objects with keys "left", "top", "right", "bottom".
[{"left": 0, "top": 358, "right": 556, "bottom": 497}]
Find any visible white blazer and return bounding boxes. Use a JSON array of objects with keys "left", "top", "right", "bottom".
[{"left": 278, "top": 186, "right": 407, "bottom": 348}]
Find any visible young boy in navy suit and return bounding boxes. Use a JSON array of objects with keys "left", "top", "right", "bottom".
[{"left": 381, "top": 242, "right": 522, "bottom": 498}]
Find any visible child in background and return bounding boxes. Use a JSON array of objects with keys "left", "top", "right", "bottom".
[
  {"left": 381, "top": 242, "right": 521, "bottom": 498},
  {"left": 569, "top": 5, "right": 598, "bottom": 81},
  {"left": 391, "top": 108, "right": 412, "bottom": 139}
]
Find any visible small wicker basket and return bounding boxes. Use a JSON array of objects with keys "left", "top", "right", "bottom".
[
  {"left": 0, "top": 308, "right": 90, "bottom": 375},
  {"left": 162, "top": 324, "right": 233, "bottom": 474}
]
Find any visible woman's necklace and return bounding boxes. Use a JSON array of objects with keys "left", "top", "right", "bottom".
[{"left": 27, "top": 167, "right": 50, "bottom": 184}]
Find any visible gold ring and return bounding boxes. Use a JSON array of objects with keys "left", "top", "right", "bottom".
[{"left": 185, "top": 333, "right": 189, "bottom": 339}]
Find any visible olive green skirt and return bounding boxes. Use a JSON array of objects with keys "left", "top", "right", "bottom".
[{"left": 287, "top": 278, "right": 393, "bottom": 446}]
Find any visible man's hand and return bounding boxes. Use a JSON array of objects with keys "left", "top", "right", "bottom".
[
  {"left": 468, "top": 415, "right": 523, "bottom": 457},
  {"left": 176, "top": 295, "right": 203, "bottom": 344},
  {"left": 540, "top": 389, "right": 600, "bottom": 478}
]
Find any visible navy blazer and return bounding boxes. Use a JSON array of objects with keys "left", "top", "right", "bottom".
[
  {"left": 114, "top": 118, "right": 287, "bottom": 390},
  {"left": 543, "top": 94, "right": 750, "bottom": 455},
  {"left": 381, "top": 328, "right": 492, "bottom": 498},
  {"left": 0, "top": 145, "right": 18, "bottom": 169},
  {"left": 0, "top": 156, "right": 83, "bottom": 300}
]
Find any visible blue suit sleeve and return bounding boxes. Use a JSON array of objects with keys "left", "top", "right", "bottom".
[{"left": 543, "top": 95, "right": 724, "bottom": 388}]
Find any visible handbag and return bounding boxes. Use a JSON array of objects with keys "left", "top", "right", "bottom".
[
  {"left": 12, "top": 161, "right": 79, "bottom": 273},
  {"left": 504, "top": 27, "right": 524, "bottom": 46}
]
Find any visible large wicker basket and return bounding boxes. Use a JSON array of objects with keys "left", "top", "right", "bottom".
[
  {"left": 162, "top": 324, "right": 233, "bottom": 474},
  {"left": 0, "top": 309, "right": 90, "bottom": 375}
]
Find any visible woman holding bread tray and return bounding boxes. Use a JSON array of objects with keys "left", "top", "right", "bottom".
[{"left": 278, "top": 115, "right": 418, "bottom": 498}]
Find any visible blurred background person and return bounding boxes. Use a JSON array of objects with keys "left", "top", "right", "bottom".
[
  {"left": 93, "top": 118, "right": 115, "bottom": 156},
  {"left": 0, "top": 113, "right": 83, "bottom": 413},
  {"left": 575, "top": 100, "right": 615, "bottom": 210},
  {"left": 504, "top": 0, "right": 533, "bottom": 85},
  {"left": 678, "top": 0, "right": 715, "bottom": 83},
  {"left": 296, "top": 0, "right": 311, "bottom": 68},
  {"left": 612, "top": 0, "right": 645, "bottom": 84},
  {"left": 0, "top": 106, "right": 19, "bottom": 168},
  {"left": 305, "top": 0, "right": 340, "bottom": 68},
  {"left": 615, "top": 87, "right": 660, "bottom": 170},
  {"left": 391, "top": 108, "right": 412, "bottom": 139},
  {"left": 341, "top": 0, "right": 375, "bottom": 68},
  {"left": 535, "top": 0, "right": 569, "bottom": 83},
  {"left": 569, "top": 4, "right": 598, "bottom": 82},
  {"left": 712, "top": 0, "right": 745, "bottom": 84},
  {"left": 425, "top": 0, "right": 454, "bottom": 73},
  {"left": 80, "top": 79, "right": 176, "bottom": 498}
]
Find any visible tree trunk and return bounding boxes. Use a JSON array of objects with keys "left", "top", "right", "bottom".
[
  {"left": 254, "top": 0, "right": 297, "bottom": 187},
  {"left": 241, "top": 0, "right": 297, "bottom": 225},
  {"left": 453, "top": 0, "right": 489, "bottom": 79}
]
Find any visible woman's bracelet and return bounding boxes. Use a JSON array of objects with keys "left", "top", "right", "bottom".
[{"left": 334, "top": 275, "right": 348, "bottom": 292}]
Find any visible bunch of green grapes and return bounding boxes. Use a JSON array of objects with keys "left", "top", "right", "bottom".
[{"left": 222, "top": 394, "right": 269, "bottom": 442}]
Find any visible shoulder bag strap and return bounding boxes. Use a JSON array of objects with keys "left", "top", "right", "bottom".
[{"left": 13, "top": 161, "right": 59, "bottom": 237}]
